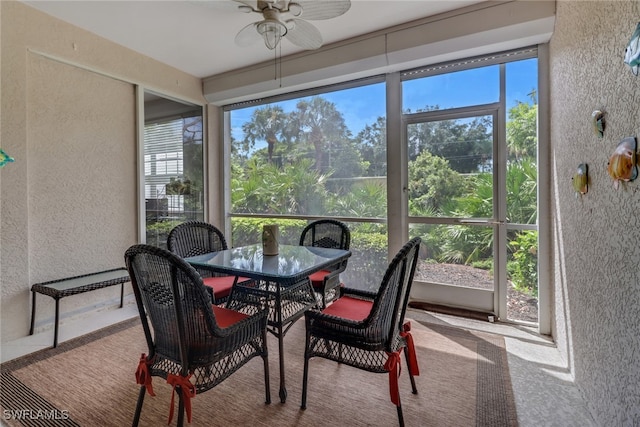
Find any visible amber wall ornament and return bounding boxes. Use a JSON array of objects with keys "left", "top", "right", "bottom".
[
  {"left": 572, "top": 163, "right": 589, "bottom": 197},
  {"left": 607, "top": 137, "right": 638, "bottom": 190},
  {"left": 591, "top": 110, "right": 605, "bottom": 138}
]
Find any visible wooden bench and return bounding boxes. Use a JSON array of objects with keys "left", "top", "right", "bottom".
[{"left": 29, "top": 268, "right": 130, "bottom": 348}]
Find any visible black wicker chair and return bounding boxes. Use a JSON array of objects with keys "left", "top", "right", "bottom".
[
  {"left": 301, "top": 237, "right": 422, "bottom": 427},
  {"left": 299, "top": 219, "right": 351, "bottom": 308},
  {"left": 125, "top": 244, "right": 270, "bottom": 427},
  {"left": 168, "top": 221, "right": 251, "bottom": 305}
]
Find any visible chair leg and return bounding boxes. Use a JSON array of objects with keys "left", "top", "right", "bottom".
[
  {"left": 301, "top": 329, "right": 311, "bottom": 409},
  {"left": 262, "top": 328, "right": 272, "bottom": 404},
  {"left": 403, "top": 346, "right": 418, "bottom": 394},
  {"left": 177, "top": 390, "right": 185, "bottom": 427},
  {"left": 396, "top": 402, "right": 405, "bottom": 427},
  {"left": 132, "top": 386, "right": 146, "bottom": 427}
]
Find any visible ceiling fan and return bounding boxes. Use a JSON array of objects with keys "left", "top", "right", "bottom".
[{"left": 230, "top": 0, "right": 351, "bottom": 50}]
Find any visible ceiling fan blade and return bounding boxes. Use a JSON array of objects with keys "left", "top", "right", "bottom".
[
  {"left": 188, "top": 0, "right": 254, "bottom": 12},
  {"left": 233, "top": 0, "right": 259, "bottom": 8},
  {"left": 235, "top": 22, "right": 262, "bottom": 47},
  {"left": 285, "top": 19, "right": 322, "bottom": 50},
  {"left": 293, "top": 0, "right": 351, "bottom": 20}
]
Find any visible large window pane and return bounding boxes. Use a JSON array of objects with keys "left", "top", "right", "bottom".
[
  {"left": 228, "top": 82, "right": 387, "bottom": 290},
  {"left": 505, "top": 58, "right": 538, "bottom": 322},
  {"left": 144, "top": 105, "right": 204, "bottom": 248}
]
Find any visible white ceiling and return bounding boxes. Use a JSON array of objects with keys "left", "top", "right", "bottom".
[{"left": 21, "top": 0, "right": 487, "bottom": 79}]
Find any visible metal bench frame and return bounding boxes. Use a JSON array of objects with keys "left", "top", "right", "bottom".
[{"left": 29, "top": 268, "right": 130, "bottom": 347}]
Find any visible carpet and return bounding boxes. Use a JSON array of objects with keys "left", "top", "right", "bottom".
[{"left": 1, "top": 314, "right": 517, "bottom": 426}]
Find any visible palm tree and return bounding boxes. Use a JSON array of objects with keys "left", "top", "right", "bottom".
[
  {"left": 242, "top": 106, "right": 288, "bottom": 163},
  {"left": 289, "top": 97, "right": 348, "bottom": 172}
]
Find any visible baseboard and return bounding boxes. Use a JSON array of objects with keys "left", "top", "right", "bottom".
[{"left": 408, "top": 301, "right": 495, "bottom": 322}]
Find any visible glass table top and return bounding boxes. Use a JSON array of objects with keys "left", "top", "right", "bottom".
[{"left": 185, "top": 244, "right": 351, "bottom": 282}]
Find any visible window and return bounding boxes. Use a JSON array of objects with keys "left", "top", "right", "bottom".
[
  {"left": 143, "top": 96, "right": 204, "bottom": 248},
  {"left": 226, "top": 80, "right": 388, "bottom": 289},
  {"left": 402, "top": 51, "right": 539, "bottom": 323},
  {"left": 223, "top": 48, "right": 542, "bottom": 321}
]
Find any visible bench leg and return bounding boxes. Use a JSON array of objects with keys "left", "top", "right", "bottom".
[
  {"left": 53, "top": 298, "right": 60, "bottom": 348},
  {"left": 29, "top": 291, "right": 37, "bottom": 335},
  {"left": 120, "top": 283, "right": 124, "bottom": 308}
]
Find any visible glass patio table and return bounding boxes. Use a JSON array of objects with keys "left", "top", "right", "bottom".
[{"left": 185, "top": 243, "right": 351, "bottom": 403}]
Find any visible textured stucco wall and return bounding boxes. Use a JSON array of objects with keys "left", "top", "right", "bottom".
[
  {"left": 0, "top": 1, "right": 205, "bottom": 342},
  {"left": 550, "top": 1, "right": 640, "bottom": 424}
]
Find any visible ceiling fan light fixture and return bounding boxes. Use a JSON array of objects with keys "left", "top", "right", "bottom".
[{"left": 257, "top": 19, "right": 287, "bottom": 50}]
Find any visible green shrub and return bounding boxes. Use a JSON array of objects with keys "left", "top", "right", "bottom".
[{"left": 508, "top": 230, "right": 538, "bottom": 296}]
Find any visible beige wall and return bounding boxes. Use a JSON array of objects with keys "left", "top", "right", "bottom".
[
  {"left": 550, "top": 1, "right": 640, "bottom": 424},
  {"left": 0, "top": 1, "right": 205, "bottom": 342}
]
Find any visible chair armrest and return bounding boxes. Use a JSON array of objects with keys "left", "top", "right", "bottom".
[
  {"left": 322, "top": 269, "right": 342, "bottom": 288},
  {"left": 305, "top": 307, "right": 368, "bottom": 330},
  {"left": 338, "top": 287, "right": 377, "bottom": 301}
]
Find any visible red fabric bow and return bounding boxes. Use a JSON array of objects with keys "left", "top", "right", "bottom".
[
  {"left": 384, "top": 350, "right": 402, "bottom": 406},
  {"left": 135, "top": 353, "right": 155, "bottom": 396},
  {"left": 384, "top": 321, "right": 421, "bottom": 407},
  {"left": 401, "top": 321, "right": 420, "bottom": 376},
  {"left": 166, "top": 373, "right": 196, "bottom": 424}
]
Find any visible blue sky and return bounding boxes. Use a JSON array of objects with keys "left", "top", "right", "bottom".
[{"left": 231, "top": 58, "right": 537, "bottom": 148}]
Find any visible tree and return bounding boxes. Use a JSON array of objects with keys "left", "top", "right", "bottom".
[
  {"left": 507, "top": 90, "right": 537, "bottom": 161},
  {"left": 289, "top": 97, "right": 349, "bottom": 173},
  {"left": 408, "top": 151, "right": 465, "bottom": 215},
  {"left": 355, "top": 116, "right": 387, "bottom": 176},
  {"left": 241, "top": 106, "right": 288, "bottom": 163}
]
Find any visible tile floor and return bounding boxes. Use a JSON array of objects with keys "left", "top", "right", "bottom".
[{"left": 1, "top": 299, "right": 598, "bottom": 427}]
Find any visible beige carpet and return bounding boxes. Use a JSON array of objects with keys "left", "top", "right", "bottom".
[{"left": 1, "top": 314, "right": 517, "bottom": 426}]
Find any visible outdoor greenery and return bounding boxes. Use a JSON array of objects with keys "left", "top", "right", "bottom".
[{"left": 230, "top": 91, "right": 539, "bottom": 295}]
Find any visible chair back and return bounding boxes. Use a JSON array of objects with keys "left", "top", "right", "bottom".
[
  {"left": 125, "top": 244, "right": 224, "bottom": 375},
  {"left": 299, "top": 219, "right": 350, "bottom": 250},
  {"left": 365, "top": 237, "right": 421, "bottom": 349},
  {"left": 167, "top": 221, "right": 229, "bottom": 258}
]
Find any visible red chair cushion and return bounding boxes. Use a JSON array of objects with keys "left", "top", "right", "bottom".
[
  {"left": 309, "top": 270, "right": 331, "bottom": 288},
  {"left": 202, "top": 275, "right": 251, "bottom": 298},
  {"left": 212, "top": 305, "right": 249, "bottom": 328},
  {"left": 321, "top": 295, "right": 373, "bottom": 321}
]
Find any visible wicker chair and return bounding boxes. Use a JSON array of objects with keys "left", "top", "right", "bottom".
[
  {"left": 301, "top": 237, "right": 422, "bottom": 427},
  {"left": 299, "top": 219, "right": 351, "bottom": 308},
  {"left": 125, "top": 244, "right": 270, "bottom": 427},
  {"left": 168, "top": 221, "right": 251, "bottom": 305}
]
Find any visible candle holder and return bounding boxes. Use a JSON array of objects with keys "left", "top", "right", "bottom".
[{"left": 262, "top": 224, "right": 279, "bottom": 255}]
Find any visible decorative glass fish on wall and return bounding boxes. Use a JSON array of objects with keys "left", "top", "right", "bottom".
[
  {"left": 572, "top": 163, "right": 588, "bottom": 197},
  {"left": 591, "top": 110, "right": 605, "bottom": 138},
  {"left": 624, "top": 22, "right": 640, "bottom": 75},
  {"left": 607, "top": 137, "right": 638, "bottom": 189},
  {"left": 0, "top": 148, "right": 15, "bottom": 168}
]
